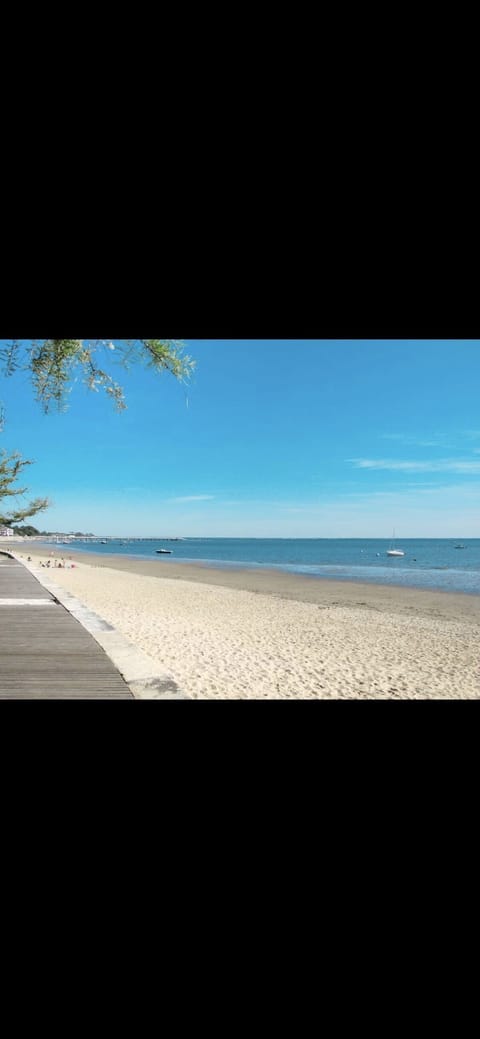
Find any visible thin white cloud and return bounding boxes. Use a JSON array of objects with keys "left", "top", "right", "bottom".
[
  {"left": 221, "top": 499, "right": 313, "bottom": 508},
  {"left": 416, "top": 441, "right": 452, "bottom": 448},
  {"left": 280, "top": 506, "right": 311, "bottom": 513},
  {"left": 348, "top": 458, "right": 480, "bottom": 474},
  {"left": 381, "top": 433, "right": 453, "bottom": 447},
  {"left": 166, "top": 495, "right": 215, "bottom": 503},
  {"left": 381, "top": 430, "right": 480, "bottom": 448}
]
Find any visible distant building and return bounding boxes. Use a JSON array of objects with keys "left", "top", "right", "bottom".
[{"left": 0, "top": 526, "right": 14, "bottom": 537}]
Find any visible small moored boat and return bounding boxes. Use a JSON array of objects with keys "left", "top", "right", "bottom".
[
  {"left": 156, "top": 549, "right": 173, "bottom": 554},
  {"left": 386, "top": 529, "right": 405, "bottom": 557}
]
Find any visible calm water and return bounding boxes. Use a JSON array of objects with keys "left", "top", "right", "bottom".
[{"left": 41, "top": 538, "right": 480, "bottom": 595}]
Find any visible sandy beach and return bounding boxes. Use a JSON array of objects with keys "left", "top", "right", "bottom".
[{"left": 8, "top": 544, "right": 479, "bottom": 699}]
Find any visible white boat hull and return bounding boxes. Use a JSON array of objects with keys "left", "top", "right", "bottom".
[{"left": 386, "top": 550, "right": 404, "bottom": 556}]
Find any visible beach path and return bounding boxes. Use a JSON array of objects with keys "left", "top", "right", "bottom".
[{"left": 0, "top": 555, "right": 133, "bottom": 698}]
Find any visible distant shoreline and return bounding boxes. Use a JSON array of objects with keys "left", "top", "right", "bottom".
[
  {"left": 21, "top": 536, "right": 480, "bottom": 598},
  {"left": 29, "top": 535, "right": 480, "bottom": 547}
]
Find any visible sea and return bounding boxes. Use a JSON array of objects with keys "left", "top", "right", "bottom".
[{"left": 40, "top": 538, "right": 480, "bottom": 596}]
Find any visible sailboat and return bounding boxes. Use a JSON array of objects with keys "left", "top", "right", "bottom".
[{"left": 386, "top": 530, "right": 405, "bottom": 557}]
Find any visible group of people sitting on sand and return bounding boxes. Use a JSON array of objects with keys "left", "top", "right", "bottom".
[{"left": 35, "top": 558, "right": 75, "bottom": 569}]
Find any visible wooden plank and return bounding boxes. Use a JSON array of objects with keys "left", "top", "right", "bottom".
[
  {"left": 0, "top": 691, "right": 132, "bottom": 698},
  {"left": 0, "top": 559, "right": 56, "bottom": 599},
  {"left": 0, "top": 562, "right": 133, "bottom": 698}
]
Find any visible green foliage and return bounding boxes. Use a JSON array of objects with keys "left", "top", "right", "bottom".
[
  {"left": 0, "top": 338, "right": 195, "bottom": 528},
  {"left": 0, "top": 339, "right": 195, "bottom": 413},
  {"left": 12, "top": 524, "right": 42, "bottom": 536},
  {"left": 0, "top": 446, "right": 50, "bottom": 526}
]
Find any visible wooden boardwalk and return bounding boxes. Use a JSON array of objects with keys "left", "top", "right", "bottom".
[{"left": 0, "top": 555, "right": 133, "bottom": 698}]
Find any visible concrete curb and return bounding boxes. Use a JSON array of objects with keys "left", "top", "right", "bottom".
[{"left": 9, "top": 553, "right": 190, "bottom": 700}]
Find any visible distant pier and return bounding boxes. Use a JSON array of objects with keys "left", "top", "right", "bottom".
[{"left": 36, "top": 536, "right": 186, "bottom": 543}]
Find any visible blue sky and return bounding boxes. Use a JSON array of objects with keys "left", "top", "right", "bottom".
[{"left": 1, "top": 340, "right": 480, "bottom": 536}]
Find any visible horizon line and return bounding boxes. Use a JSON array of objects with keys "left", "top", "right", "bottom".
[{"left": 25, "top": 534, "right": 479, "bottom": 541}]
